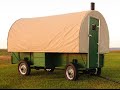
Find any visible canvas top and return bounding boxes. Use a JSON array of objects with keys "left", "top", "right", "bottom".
[{"left": 7, "top": 10, "right": 109, "bottom": 53}]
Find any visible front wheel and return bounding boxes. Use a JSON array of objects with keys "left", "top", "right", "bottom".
[
  {"left": 65, "top": 63, "right": 78, "bottom": 81},
  {"left": 18, "top": 60, "right": 31, "bottom": 76}
]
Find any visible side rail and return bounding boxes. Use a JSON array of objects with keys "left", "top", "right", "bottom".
[{"left": 11, "top": 52, "right": 20, "bottom": 64}]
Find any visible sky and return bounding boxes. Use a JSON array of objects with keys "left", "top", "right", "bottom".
[{"left": 0, "top": 0, "right": 120, "bottom": 49}]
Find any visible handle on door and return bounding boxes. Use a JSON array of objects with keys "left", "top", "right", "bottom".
[{"left": 89, "top": 34, "right": 92, "bottom": 37}]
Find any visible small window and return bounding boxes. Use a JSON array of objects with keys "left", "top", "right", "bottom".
[{"left": 92, "top": 24, "right": 96, "bottom": 30}]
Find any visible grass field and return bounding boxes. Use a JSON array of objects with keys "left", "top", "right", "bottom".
[{"left": 0, "top": 50, "right": 120, "bottom": 89}]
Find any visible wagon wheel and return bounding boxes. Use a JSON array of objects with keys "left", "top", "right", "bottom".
[
  {"left": 65, "top": 63, "right": 78, "bottom": 81},
  {"left": 89, "top": 69, "right": 97, "bottom": 75},
  {"left": 44, "top": 67, "right": 55, "bottom": 72},
  {"left": 96, "top": 68, "right": 101, "bottom": 76},
  {"left": 90, "top": 68, "right": 101, "bottom": 76},
  {"left": 18, "top": 60, "right": 31, "bottom": 76}
]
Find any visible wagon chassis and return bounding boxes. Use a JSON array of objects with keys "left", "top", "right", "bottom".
[
  {"left": 17, "top": 57, "right": 102, "bottom": 81},
  {"left": 18, "top": 59, "right": 120, "bottom": 84}
]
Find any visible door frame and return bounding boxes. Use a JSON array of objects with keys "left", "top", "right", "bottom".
[{"left": 87, "top": 16, "right": 100, "bottom": 68}]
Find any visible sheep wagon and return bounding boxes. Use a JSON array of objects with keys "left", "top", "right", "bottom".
[{"left": 7, "top": 3, "right": 109, "bottom": 81}]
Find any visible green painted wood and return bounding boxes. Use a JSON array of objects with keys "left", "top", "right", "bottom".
[
  {"left": 99, "top": 54, "right": 104, "bottom": 67},
  {"left": 34, "top": 57, "right": 45, "bottom": 66},
  {"left": 89, "top": 17, "right": 99, "bottom": 68},
  {"left": 45, "top": 53, "right": 66, "bottom": 68},
  {"left": 34, "top": 52, "right": 45, "bottom": 57},
  {"left": 11, "top": 52, "right": 20, "bottom": 64},
  {"left": 45, "top": 53, "right": 87, "bottom": 68},
  {"left": 11, "top": 52, "right": 34, "bottom": 64},
  {"left": 33, "top": 52, "right": 45, "bottom": 66},
  {"left": 20, "top": 52, "right": 31, "bottom": 60},
  {"left": 11, "top": 52, "right": 88, "bottom": 69},
  {"left": 67, "top": 53, "right": 87, "bottom": 68},
  {"left": 30, "top": 53, "right": 34, "bottom": 65}
]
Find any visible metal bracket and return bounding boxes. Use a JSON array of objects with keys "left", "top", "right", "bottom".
[
  {"left": 97, "top": 26, "right": 99, "bottom": 28},
  {"left": 89, "top": 34, "right": 92, "bottom": 37}
]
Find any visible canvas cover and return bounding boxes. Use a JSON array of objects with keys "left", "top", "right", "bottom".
[{"left": 7, "top": 10, "right": 109, "bottom": 53}]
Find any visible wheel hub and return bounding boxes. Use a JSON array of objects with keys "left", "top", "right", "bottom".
[
  {"left": 19, "top": 63, "right": 27, "bottom": 75},
  {"left": 66, "top": 66, "right": 74, "bottom": 80}
]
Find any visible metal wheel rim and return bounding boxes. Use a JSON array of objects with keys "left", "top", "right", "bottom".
[
  {"left": 94, "top": 68, "right": 98, "bottom": 75},
  {"left": 66, "top": 66, "right": 75, "bottom": 80},
  {"left": 19, "top": 63, "right": 27, "bottom": 75},
  {"left": 46, "top": 69, "right": 52, "bottom": 71}
]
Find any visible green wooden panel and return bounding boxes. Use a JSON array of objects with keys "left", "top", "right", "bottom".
[
  {"left": 11, "top": 52, "right": 34, "bottom": 65},
  {"left": 11, "top": 52, "right": 88, "bottom": 69},
  {"left": 30, "top": 53, "right": 34, "bottom": 65},
  {"left": 45, "top": 53, "right": 87, "bottom": 68},
  {"left": 53, "top": 54, "right": 66, "bottom": 67},
  {"left": 11, "top": 52, "right": 20, "bottom": 64},
  {"left": 34, "top": 52, "right": 45, "bottom": 57},
  {"left": 89, "top": 17, "right": 99, "bottom": 68},
  {"left": 67, "top": 53, "right": 87, "bottom": 68},
  {"left": 20, "top": 52, "right": 31, "bottom": 61},
  {"left": 34, "top": 57, "right": 45, "bottom": 66},
  {"left": 45, "top": 53, "right": 66, "bottom": 68},
  {"left": 33, "top": 53, "right": 45, "bottom": 66},
  {"left": 99, "top": 54, "right": 104, "bottom": 67}
]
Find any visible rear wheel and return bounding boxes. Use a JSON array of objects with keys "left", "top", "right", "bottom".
[
  {"left": 90, "top": 68, "right": 101, "bottom": 76},
  {"left": 65, "top": 63, "right": 78, "bottom": 81},
  {"left": 44, "top": 67, "right": 55, "bottom": 72},
  {"left": 96, "top": 68, "right": 101, "bottom": 76},
  {"left": 18, "top": 60, "right": 31, "bottom": 76}
]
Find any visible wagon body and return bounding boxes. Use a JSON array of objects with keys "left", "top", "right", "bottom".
[
  {"left": 8, "top": 5, "right": 109, "bottom": 80},
  {"left": 12, "top": 52, "right": 104, "bottom": 69}
]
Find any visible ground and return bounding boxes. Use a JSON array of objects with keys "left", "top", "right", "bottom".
[
  {"left": 0, "top": 49, "right": 120, "bottom": 89},
  {"left": 0, "top": 55, "right": 11, "bottom": 60}
]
